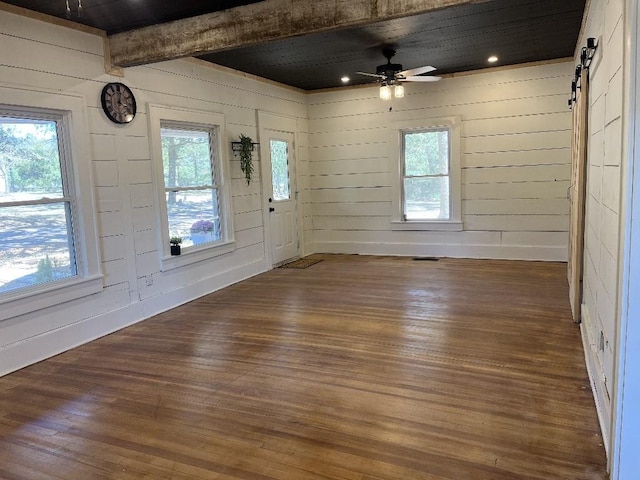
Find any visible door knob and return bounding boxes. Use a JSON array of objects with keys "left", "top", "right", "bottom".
[{"left": 268, "top": 198, "right": 273, "bottom": 203}]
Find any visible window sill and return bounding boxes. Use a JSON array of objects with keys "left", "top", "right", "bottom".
[
  {"left": 391, "top": 220, "right": 463, "bottom": 232},
  {"left": 0, "top": 274, "right": 104, "bottom": 322},
  {"left": 161, "top": 239, "right": 236, "bottom": 271}
]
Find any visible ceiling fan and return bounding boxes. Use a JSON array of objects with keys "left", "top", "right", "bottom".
[{"left": 356, "top": 48, "right": 441, "bottom": 99}]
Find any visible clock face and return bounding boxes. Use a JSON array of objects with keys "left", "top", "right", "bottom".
[{"left": 101, "top": 82, "right": 136, "bottom": 124}]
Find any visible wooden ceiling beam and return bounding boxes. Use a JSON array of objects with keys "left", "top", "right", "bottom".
[{"left": 108, "top": 0, "right": 490, "bottom": 68}]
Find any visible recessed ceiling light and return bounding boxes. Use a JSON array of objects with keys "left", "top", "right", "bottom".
[
  {"left": 341, "top": 76, "right": 350, "bottom": 83},
  {"left": 488, "top": 55, "right": 499, "bottom": 63}
]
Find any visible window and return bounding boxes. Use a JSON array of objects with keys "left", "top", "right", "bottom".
[
  {"left": 391, "top": 117, "right": 462, "bottom": 231},
  {"left": 402, "top": 129, "right": 450, "bottom": 220},
  {"left": 161, "top": 125, "right": 222, "bottom": 248},
  {"left": 270, "top": 139, "right": 290, "bottom": 201},
  {"left": 0, "top": 114, "right": 76, "bottom": 294},
  {"left": 149, "top": 105, "right": 234, "bottom": 268},
  {"left": 0, "top": 87, "right": 102, "bottom": 321}
]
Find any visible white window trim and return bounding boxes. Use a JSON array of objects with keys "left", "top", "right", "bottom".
[
  {"left": 0, "top": 85, "right": 103, "bottom": 321},
  {"left": 390, "top": 116, "right": 462, "bottom": 231},
  {"left": 148, "top": 104, "right": 235, "bottom": 271}
]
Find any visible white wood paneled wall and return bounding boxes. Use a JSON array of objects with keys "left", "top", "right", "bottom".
[
  {"left": 578, "top": 0, "right": 626, "bottom": 455},
  {"left": 0, "top": 9, "right": 309, "bottom": 375},
  {"left": 307, "top": 62, "right": 574, "bottom": 260}
]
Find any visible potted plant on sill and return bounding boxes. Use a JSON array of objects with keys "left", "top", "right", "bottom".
[
  {"left": 170, "top": 236, "right": 182, "bottom": 256},
  {"left": 190, "top": 219, "right": 216, "bottom": 245}
]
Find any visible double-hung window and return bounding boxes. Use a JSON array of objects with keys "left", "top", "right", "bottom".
[
  {"left": 0, "top": 87, "right": 102, "bottom": 320},
  {"left": 149, "top": 105, "right": 234, "bottom": 268},
  {"left": 160, "top": 124, "right": 222, "bottom": 248},
  {"left": 402, "top": 128, "right": 451, "bottom": 220},
  {"left": 0, "top": 113, "right": 76, "bottom": 293},
  {"left": 392, "top": 117, "right": 462, "bottom": 231}
]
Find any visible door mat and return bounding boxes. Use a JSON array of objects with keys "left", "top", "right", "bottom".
[{"left": 279, "top": 257, "right": 324, "bottom": 269}]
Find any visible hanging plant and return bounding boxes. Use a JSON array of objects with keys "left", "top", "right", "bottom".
[{"left": 239, "top": 134, "right": 255, "bottom": 185}]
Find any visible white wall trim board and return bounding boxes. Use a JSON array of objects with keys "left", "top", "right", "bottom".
[{"left": 313, "top": 241, "right": 567, "bottom": 262}]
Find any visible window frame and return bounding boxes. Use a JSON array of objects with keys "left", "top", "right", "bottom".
[
  {"left": 391, "top": 116, "right": 462, "bottom": 231},
  {"left": 148, "top": 105, "right": 235, "bottom": 271},
  {"left": 269, "top": 138, "right": 292, "bottom": 202},
  {"left": 0, "top": 87, "right": 103, "bottom": 321}
]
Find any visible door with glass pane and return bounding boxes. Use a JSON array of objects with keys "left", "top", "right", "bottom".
[{"left": 265, "top": 131, "right": 298, "bottom": 265}]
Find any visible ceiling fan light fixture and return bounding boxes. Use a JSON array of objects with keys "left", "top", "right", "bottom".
[
  {"left": 341, "top": 76, "right": 350, "bottom": 83},
  {"left": 488, "top": 55, "right": 499, "bottom": 63},
  {"left": 380, "top": 84, "right": 392, "bottom": 100},
  {"left": 359, "top": 49, "right": 441, "bottom": 101}
]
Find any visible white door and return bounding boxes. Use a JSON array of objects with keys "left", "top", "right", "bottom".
[{"left": 265, "top": 131, "right": 299, "bottom": 265}]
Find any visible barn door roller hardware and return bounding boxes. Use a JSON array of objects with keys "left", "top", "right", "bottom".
[
  {"left": 569, "top": 37, "right": 598, "bottom": 109},
  {"left": 581, "top": 37, "right": 598, "bottom": 69}
]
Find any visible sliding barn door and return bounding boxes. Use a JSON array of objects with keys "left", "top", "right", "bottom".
[{"left": 568, "top": 74, "right": 589, "bottom": 323}]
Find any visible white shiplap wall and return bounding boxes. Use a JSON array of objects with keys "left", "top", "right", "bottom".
[
  {"left": 0, "top": 9, "right": 309, "bottom": 375},
  {"left": 307, "top": 62, "right": 574, "bottom": 260},
  {"left": 578, "top": 0, "right": 626, "bottom": 454}
]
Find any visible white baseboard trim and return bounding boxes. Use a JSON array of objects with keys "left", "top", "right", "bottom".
[
  {"left": 0, "top": 258, "right": 268, "bottom": 377},
  {"left": 313, "top": 241, "right": 567, "bottom": 262},
  {"left": 0, "top": 300, "right": 144, "bottom": 378},
  {"left": 580, "top": 307, "right": 610, "bottom": 457},
  {"left": 140, "top": 258, "right": 269, "bottom": 319}
]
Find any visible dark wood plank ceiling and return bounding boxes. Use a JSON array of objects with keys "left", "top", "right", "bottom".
[
  {"left": 2, "top": 0, "right": 266, "bottom": 34},
  {"left": 200, "top": 0, "right": 586, "bottom": 90},
  {"left": 1, "top": 0, "right": 585, "bottom": 90}
]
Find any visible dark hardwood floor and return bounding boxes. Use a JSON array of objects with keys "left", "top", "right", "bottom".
[{"left": 0, "top": 255, "right": 608, "bottom": 479}]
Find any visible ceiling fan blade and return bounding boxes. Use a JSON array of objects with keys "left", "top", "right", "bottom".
[
  {"left": 399, "top": 65, "right": 436, "bottom": 77},
  {"left": 355, "top": 71, "right": 386, "bottom": 79},
  {"left": 404, "top": 75, "right": 442, "bottom": 82}
]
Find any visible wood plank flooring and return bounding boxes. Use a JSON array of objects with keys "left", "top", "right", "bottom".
[{"left": 0, "top": 255, "right": 608, "bottom": 479}]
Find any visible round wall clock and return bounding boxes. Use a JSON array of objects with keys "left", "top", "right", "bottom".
[{"left": 101, "top": 82, "right": 136, "bottom": 124}]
